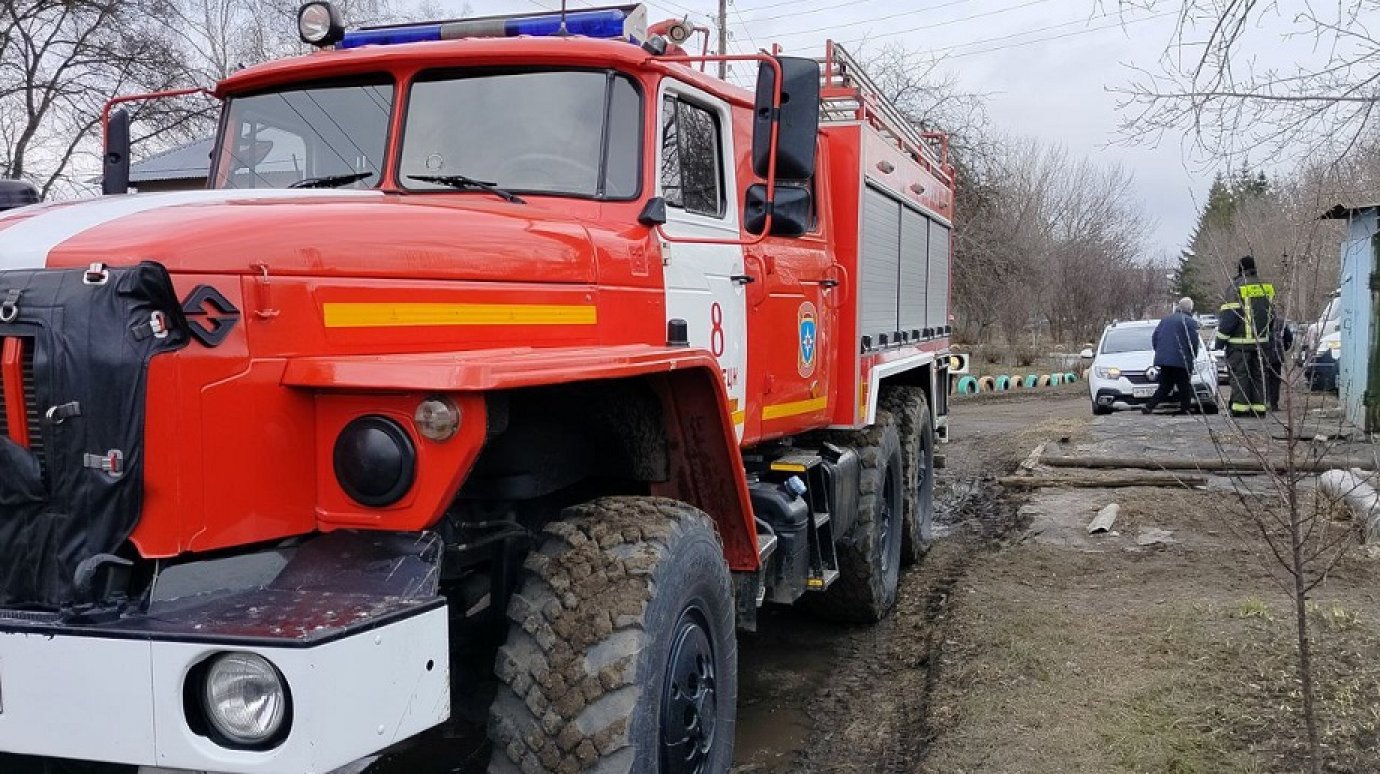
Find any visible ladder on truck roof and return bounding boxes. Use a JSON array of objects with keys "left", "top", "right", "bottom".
[{"left": 815, "top": 42, "right": 953, "bottom": 185}]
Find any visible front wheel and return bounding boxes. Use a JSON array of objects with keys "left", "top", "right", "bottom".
[
  {"left": 488, "top": 497, "right": 737, "bottom": 774},
  {"left": 1092, "top": 402, "right": 1113, "bottom": 416}
]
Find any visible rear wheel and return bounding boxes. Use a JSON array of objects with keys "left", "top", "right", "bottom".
[
  {"left": 802, "top": 410, "right": 904, "bottom": 623},
  {"left": 882, "top": 386, "right": 935, "bottom": 565},
  {"left": 487, "top": 497, "right": 736, "bottom": 774}
]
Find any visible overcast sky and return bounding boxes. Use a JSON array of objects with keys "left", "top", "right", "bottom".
[{"left": 437, "top": 0, "right": 1343, "bottom": 260}]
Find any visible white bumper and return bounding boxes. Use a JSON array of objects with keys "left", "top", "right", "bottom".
[{"left": 0, "top": 605, "right": 449, "bottom": 774}]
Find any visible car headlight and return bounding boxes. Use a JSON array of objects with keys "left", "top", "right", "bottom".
[
  {"left": 334, "top": 415, "right": 417, "bottom": 507},
  {"left": 203, "top": 653, "right": 289, "bottom": 746},
  {"left": 1095, "top": 366, "right": 1121, "bottom": 379}
]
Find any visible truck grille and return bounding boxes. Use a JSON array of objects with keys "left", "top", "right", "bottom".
[{"left": 0, "top": 336, "right": 44, "bottom": 471}]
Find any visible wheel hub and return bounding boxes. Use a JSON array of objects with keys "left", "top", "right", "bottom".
[{"left": 661, "top": 608, "right": 717, "bottom": 774}]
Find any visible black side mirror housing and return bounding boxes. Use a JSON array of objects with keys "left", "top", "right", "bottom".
[
  {"left": 102, "top": 108, "right": 131, "bottom": 196},
  {"left": 638, "top": 196, "right": 668, "bottom": 226},
  {"left": 744, "top": 184, "right": 811, "bottom": 237},
  {"left": 752, "top": 56, "right": 821, "bottom": 180}
]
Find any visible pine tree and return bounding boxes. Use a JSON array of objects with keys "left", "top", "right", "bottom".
[{"left": 1177, "top": 169, "right": 1273, "bottom": 305}]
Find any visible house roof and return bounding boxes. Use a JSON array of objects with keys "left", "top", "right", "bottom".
[
  {"left": 129, "top": 138, "right": 214, "bottom": 182},
  {"left": 1321, "top": 202, "right": 1380, "bottom": 219}
]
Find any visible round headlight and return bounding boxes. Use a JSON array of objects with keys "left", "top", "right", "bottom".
[
  {"left": 334, "top": 416, "right": 416, "bottom": 507},
  {"left": 297, "top": 1, "right": 344, "bottom": 46},
  {"left": 414, "top": 397, "right": 461, "bottom": 442},
  {"left": 203, "top": 653, "right": 288, "bottom": 746}
]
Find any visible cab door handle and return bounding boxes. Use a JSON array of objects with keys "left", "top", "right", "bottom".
[{"left": 731, "top": 274, "right": 756, "bottom": 285}]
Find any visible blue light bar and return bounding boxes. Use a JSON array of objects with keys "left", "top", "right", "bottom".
[{"left": 339, "top": 4, "right": 648, "bottom": 49}]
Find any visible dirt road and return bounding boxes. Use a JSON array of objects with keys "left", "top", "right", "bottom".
[{"left": 732, "top": 393, "right": 1086, "bottom": 772}]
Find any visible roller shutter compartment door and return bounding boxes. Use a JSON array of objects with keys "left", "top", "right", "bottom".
[
  {"left": 927, "top": 221, "right": 951, "bottom": 332},
  {"left": 899, "top": 207, "right": 929, "bottom": 335},
  {"left": 860, "top": 186, "right": 901, "bottom": 342}
]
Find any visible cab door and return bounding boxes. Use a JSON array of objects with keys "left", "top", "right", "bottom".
[{"left": 656, "top": 82, "right": 748, "bottom": 437}]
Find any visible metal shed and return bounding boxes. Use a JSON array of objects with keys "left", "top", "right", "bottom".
[
  {"left": 1322, "top": 203, "right": 1380, "bottom": 433},
  {"left": 126, "top": 138, "right": 214, "bottom": 192}
]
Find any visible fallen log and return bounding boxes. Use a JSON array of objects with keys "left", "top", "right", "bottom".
[
  {"left": 998, "top": 473, "right": 1209, "bottom": 489},
  {"left": 1040, "top": 454, "right": 1377, "bottom": 474}
]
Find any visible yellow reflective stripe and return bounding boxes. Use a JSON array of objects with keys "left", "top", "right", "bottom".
[
  {"left": 1239, "top": 283, "right": 1275, "bottom": 300},
  {"left": 1227, "top": 337, "right": 1261, "bottom": 344},
  {"left": 1220, "top": 302, "right": 1242, "bottom": 311},
  {"left": 762, "top": 396, "right": 829, "bottom": 420},
  {"left": 323, "top": 302, "right": 598, "bottom": 328},
  {"left": 1231, "top": 402, "right": 1268, "bottom": 412},
  {"left": 1215, "top": 330, "right": 1231, "bottom": 339}
]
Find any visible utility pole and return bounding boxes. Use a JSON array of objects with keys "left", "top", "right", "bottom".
[{"left": 717, "top": 0, "right": 727, "bottom": 79}]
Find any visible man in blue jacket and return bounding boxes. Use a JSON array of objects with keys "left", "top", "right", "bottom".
[{"left": 1143, "top": 297, "right": 1202, "bottom": 414}]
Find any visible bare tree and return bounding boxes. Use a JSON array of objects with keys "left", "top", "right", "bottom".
[
  {"left": 1114, "top": 0, "right": 1380, "bottom": 160},
  {"left": 0, "top": 0, "right": 189, "bottom": 197}
]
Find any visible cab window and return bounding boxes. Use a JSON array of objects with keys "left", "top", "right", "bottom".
[{"left": 660, "top": 95, "right": 724, "bottom": 217}]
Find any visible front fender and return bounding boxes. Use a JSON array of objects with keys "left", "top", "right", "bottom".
[{"left": 284, "top": 345, "right": 760, "bottom": 571}]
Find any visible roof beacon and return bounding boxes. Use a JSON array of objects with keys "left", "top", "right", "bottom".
[{"left": 338, "top": 4, "right": 649, "bottom": 50}]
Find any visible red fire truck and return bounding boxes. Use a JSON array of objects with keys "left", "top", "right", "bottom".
[{"left": 0, "top": 4, "right": 955, "bottom": 772}]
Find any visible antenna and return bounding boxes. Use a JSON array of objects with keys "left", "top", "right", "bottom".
[{"left": 559, "top": 0, "right": 569, "bottom": 35}]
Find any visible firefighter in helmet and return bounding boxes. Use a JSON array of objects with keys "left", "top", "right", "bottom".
[{"left": 1217, "top": 255, "right": 1276, "bottom": 417}]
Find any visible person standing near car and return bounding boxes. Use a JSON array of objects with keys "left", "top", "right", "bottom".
[
  {"left": 1217, "top": 255, "right": 1276, "bottom": 417},
  {"left": 1143, "top": 297, "right": 1201, "bottom": 414}
]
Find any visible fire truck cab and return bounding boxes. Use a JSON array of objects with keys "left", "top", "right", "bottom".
[{"left": 0, "top": 5, "right": 955, "bottom": 772}]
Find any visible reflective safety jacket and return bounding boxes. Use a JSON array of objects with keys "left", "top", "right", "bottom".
[{"left": 1217, "top": 275, "right": 1276, "bottom": 347}]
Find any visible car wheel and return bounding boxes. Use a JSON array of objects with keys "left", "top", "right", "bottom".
[{"left": 1092, "top": 402, "right": 1113, "bottom": 416}]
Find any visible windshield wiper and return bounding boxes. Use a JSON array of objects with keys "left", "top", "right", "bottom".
[
  {"left": 288, "top": 171, "right": 374, "bottom": 189},
  {"left": 407, "top": 174, "right": 526, "bottom": 204}
]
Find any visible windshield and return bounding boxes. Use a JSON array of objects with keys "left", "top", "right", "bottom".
[
  {"left": 1100, "top": 326, "right": 1155, "bottom": 355},
  {"left": 213, "top": 80, "right": 392, "bottom": 189},
  {"left": 400, "top": 70, "right": 641, "bottom": 198}
]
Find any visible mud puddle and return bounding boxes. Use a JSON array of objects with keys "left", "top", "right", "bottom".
[{"left": 731, "top": 474, "right": 1023, "bottom": 772}]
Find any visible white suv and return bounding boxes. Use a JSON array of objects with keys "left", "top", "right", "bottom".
[{"left": 1084, "top": 320, "right": 1219, "bottom": 415}]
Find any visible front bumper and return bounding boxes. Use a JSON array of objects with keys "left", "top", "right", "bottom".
[
  {"left": 0, "top": 533, "right": 450, "bottom": 774},
  {"left": 1091, "top": 378, "right": 1218, "bottom": 409}
]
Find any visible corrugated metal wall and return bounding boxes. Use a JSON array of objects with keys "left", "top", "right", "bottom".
[
  {"left": 859, "top": 184, "right": 952, "bottom": 346},
  {"left": 1339, "top": 208, "right": 1377, "bottom": 431}
]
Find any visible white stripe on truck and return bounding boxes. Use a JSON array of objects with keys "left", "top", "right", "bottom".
[{"left": 0, "top": 189, "right": 383, "bottom": 269}]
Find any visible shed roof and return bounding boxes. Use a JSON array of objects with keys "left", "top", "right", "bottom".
[
  {"left": 1321, "top": 202, "right": 1380, "bottom": 219},
  {"left": 129, "top": 138, "right": 214, "bottom": 182}
]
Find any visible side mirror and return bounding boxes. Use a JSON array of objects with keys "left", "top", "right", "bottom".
[
  {"left": 752, "top": 56, "right": 820, "bottom": 180},
  {"left": 1079, "top": 348, "right": 1094, "bottom": 359},
  {"left": 102, "top": 108, "right": 131, "bottom": 196},
  {"left": 745, "top": 184, "right": 811, "bottom": 237}
]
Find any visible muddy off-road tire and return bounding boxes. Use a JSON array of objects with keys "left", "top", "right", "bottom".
[
  {"left": 882, "top": 386, "right": 935, "bottom": 565},
  {"left": 487, "top": 497, "right": 737, "bottom": 774},
  {"left": 803, "top": 410, "right": 904, "bottom": 623}
]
